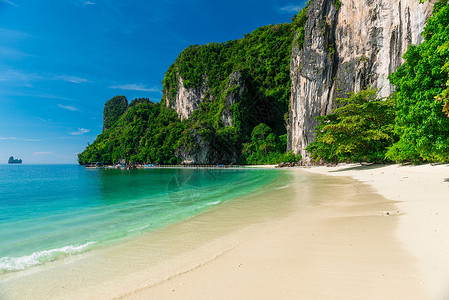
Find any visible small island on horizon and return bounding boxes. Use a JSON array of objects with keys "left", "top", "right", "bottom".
[{"left": 8, "top": 156, "right": 22, "bottom": 164}]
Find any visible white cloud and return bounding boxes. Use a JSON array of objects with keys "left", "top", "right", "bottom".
[
  {"left": 277, "top": 5, "right": 301, "bottom": 14},
  {"left": 69, "top": 128, "right": 90, "bottom": 135},
  {"left": 53, "top": 75, "right": 90, "bottom": 84},
  {"left": 4, "top": 91, "right": 72, "bottom": 101},
  {"left": 0, "top": 70, "right": 89, "bottom": 85},
  {"left": 2, "top": 0, "right": 18, "bottom": 7},
  {"left": 58, "top": 104, "right": 80, "bottom": 111},
  {"left": 33, "top": 152, "right": 52, "bottom": 156},
  {"left": 110, "top": 83, "right": 160, "bottom": 92},
  {"left": 71, "top": 0, "right": 95, "bottom": 7},
  {"left": 35, "top": 116, "right": 53, "bottom": 123},
  {"left": 0, "top": 137, "right": 41, "bottom": 142},
  {"left": 0, "top": 69, "right": 41, "bottom": 83},
  {"left": 0, "top": 47, "right": 32, "bottom": 59},
  {"left": 0, "top": 29, "right": 31, "bottom": 39}
]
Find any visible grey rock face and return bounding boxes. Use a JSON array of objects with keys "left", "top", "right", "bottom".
[
  {"left": 222, "top": 71, "right": 246, "bottom": 127},
  {"left": 166, "top": 76, "right": 209, "bottom": 121},
  {"left": 167, "top": 72, "right": 244, "bottom": 165},
  {"left": 167, "top": 71, "right": 245, "bottom": 127},
  {"left": 176, "top": 129, "right": 210, "bottom": 165},
  {"left": 176, "top": 128, "right": 238, "bottom": 165},
  {"left": 288, "top": 0, "right": 433, "bottom": 162}
]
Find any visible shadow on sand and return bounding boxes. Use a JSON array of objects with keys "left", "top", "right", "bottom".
[{"left": 328, "top": 164, "right": 388, "bottom": 173}]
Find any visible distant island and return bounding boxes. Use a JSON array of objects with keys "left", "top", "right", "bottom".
[{"left": 8, "top": 156, "right": 22, "bottom": 164}]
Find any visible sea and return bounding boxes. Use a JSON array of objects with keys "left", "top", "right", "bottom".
[{"left": 0, "top": 164, "right": 283, "bottom": 275}]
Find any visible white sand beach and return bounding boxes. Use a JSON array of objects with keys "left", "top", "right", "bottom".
[
  {"left": 2, "top": 164, "right": 447, "bottom": 300},
  {"left": 302, "top": 163, "right": 449, "bottom": 299},
  {"left": 116, "top": 164, "right": 449, "bottom": 300}
]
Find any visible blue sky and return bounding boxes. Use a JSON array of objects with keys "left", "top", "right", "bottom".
[{"left": 0, "top": 0, "right": 305, "bottom": 164}]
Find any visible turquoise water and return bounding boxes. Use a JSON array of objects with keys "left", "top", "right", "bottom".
[{"left": 0, "top": 165, "right": 280, "bottom": 273}]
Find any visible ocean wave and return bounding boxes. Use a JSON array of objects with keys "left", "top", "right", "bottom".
[
  {"left": 206, "top": 200, "right": 221, "bottom": 206},
  {"left": 274, "top": 184, "right": 292, "bottom": 190},
  {"left": 127, "top": 223, "right": 152, "bottom": 233},
  {"left": 0, "top": 241, "right": 95, "bottom": 272}
]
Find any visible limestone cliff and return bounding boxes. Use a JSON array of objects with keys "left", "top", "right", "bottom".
[
  {"left": 165, "top": 76, "right": 209, "bottom": 121},
  {"left": 165, "top": 71, "right": 246, "bottom": 164},
  {"left": 103, "top": 95, "right": 128, "bottom": 132},
  {"left": 165, "top": 71, "right": 245, "bottom": 126},
  {"left": 221, "top": 71, "right": 246, "bottom": 127},
  {"left": 176, "top": 129, "right": 210, "bottom": 164},
  {"left": 288, "top": 0, "right": 433, "bottom": 162}
]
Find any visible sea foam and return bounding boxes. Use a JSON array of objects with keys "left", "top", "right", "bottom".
[
  {"left": 0, "top": 241, "right": 95, "bottom": 272},
  {"left": 206, "top": 200, "right": 221, "bottom": 206}
]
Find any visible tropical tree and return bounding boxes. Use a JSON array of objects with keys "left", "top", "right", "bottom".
[
  {"left": 306, "top": 89, "right": 397, "bottom": 163},
  {"left": 387, "top": 0, "right": 449, "bottom": 162}
]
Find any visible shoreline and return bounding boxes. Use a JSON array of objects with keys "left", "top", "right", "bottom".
[
  {"left": 82, "top": 163, "right": 278, "bottom": 170},
  {"left": 3, "top": 165, "right": 445, "bottom": 299},
  {"left": 119, "top": 168, "right": 430, "bottom": 299},
  {"left": 0, "top": 169, "right": 294, "bottom": 299}
]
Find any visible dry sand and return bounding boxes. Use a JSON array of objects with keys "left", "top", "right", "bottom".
[
  {"left": 117, "top": 165, "right": 448, "bottom": 300},
  {"left": 302, "top": 163, "right": 449, "bottom": 300}
]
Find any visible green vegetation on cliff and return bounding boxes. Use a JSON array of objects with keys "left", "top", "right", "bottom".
[
  {"left": 78, "top": 101, "right": 186, "bottom": 164},
  {"left": 386, "top": 0, "right": 449, "bottom": 162},
  {"left": 163, "top": 22, "right": 295, "bottom": 137},
  {"left": 102, "top": 95, "right": 128, "bottom": 132},
  {"left": 78, "top": 6, "right": 308, "bottom": 165}
]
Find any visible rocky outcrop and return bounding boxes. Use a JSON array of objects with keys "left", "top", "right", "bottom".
[
  {"left": 176, "top": 129, "right": 210, "bottom": 164},
  {"left": 167, "top": 72, "right": 245, "bottom": 164},
  {"left": 221, "top": 71, "right": 246, "bottom": 127},
  {"left": 166, "top": 76, "right": 209, "bottom": 121},
  {"left": 8, "top": 156, "right": 22, "bottom": 164},
  {"left": 288, "top": 0, "right": 433, "bottom": 162},
  {"left": 166, "top": 72, "right": 246, "bottom": 126},
  {"left": 103, "top": 95, "right": 128, "bottom": 132},
  {"left": 103, "top": 96, "right": 153, "bottom": 132},
  {"left": 176, "top": 127, "right": 238, "bottom": 165}
]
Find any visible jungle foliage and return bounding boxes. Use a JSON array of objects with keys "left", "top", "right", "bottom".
[
  {"left": 306, "top": 89, "right": 397, "bottom": 163},
  {"left": 386, "top": 0, "right": 449, "bottom": 162},
  {"left": 102, "top": 95, "right": 128, "bottom": 132},
  {"left": 78, "top": 101, "right": 186, "bottom": 165},
  {"left": 242, "top": 123, "right": 300, "bottom": 164}
]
